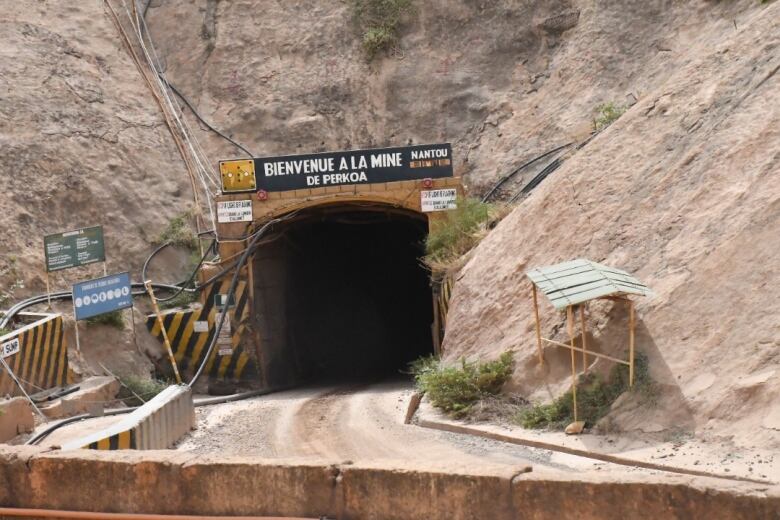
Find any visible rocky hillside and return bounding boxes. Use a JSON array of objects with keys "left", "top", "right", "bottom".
[
  {"left": 0, "top": 0, "right": 776, "bottom": 448},
  {"left": 442, "top": 3, "right": 779, "bottom": 449},
  {"left": 0, "top": 1, "right": 193, "bottom": 301}
]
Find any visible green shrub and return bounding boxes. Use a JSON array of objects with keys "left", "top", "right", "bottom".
[
  {"left": 424, "top": 197, "right": 493, "bottom": 269},
  {"left": 85, "top": 310, "right": 125, "bottom": 330},
  {"left": 159, "top": 290, "right": 197, "bottom": 310},
  {"left": 350, "top": 0, "right": 415, "bottom": 59},
  {"left": 518, "top": 353, "right": 657, "bottom": 429},
  {"left": 593, "top": 102, "right": 627, "bottom": 131},
  {"left": 117, "top": 375, "right": 169, "bottom": 406},
  {"left": 155, "top": 211, "right": 197, "bottom": 250},
  {"left": 411, "top": 351, "right": 514, "bottom": 418}
]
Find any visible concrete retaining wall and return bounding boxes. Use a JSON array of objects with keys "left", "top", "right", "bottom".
[
  {"left": 60, "top": 385, "right": 195, "bottom": 450},
  {"left": 0, "top": 447, "right": 777, "bottom": 519}
]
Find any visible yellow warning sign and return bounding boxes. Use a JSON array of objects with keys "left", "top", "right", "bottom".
[{"left": 219, "top": 159, "right": 256, "bottom": 193}]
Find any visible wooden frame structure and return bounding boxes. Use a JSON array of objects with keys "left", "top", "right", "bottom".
[{"left": 527, "top": 259, "right": 651, "bottom": 426}]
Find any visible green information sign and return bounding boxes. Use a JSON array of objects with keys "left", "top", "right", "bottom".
[{"left": 44, "top": 226, "right": 106, "bottom": 272}]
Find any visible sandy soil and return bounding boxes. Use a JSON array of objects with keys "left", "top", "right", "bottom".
[{"left": 173, "top": 380, "right": 658, "bottom": 478}]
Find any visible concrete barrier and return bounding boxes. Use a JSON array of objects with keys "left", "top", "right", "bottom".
[
  {"left": 0, "top": 446, "right": 777, "bottom": 519},
  {"left": 0, "top": 313, "right": 68, "bottom": 396},
  {"left": 60, "top": 385, "right": 195, "bottom": 450}
]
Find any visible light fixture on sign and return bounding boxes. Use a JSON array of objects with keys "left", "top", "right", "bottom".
[
  {"left": 422, "top": 178, "right": 433, "bottom": 188},
  {"left": 256, "top": 190, "right": 268, "bottom": 201}
]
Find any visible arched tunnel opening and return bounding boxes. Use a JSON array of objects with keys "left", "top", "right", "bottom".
[{"left": 252, "top": 204, "right": 434, "bottom": 386}]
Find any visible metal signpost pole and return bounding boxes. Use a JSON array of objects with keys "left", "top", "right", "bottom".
[
  {"left": 45, "top": 271, "right": 52, "bottom": 310},
  {"left": 72, "top": 295, "right": 81, "bottom": 353}
]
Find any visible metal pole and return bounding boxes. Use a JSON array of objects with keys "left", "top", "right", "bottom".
[
  {"left": 579, "top": 304, "right": 588, "bottom": 372},
  {"left": 567, "top": 305, "right": 578, "bottom": 422},
  {"left": 532, "top": 285, "right": 544, "bottom": 365},
  {"left": 45, "top": 271, "right": 52, "bottom": 310},
  {"left": 0, "top": 356, "right": 46, "bottom": 419},
  {"left": 629, "top": 299, "right": 635, "bottom": 387},
  {"left": 145, "top": 280, "right": 182, "bottom": 384},
  {"left": 72, "top": 297, "right": 81, "bottom": 353}
]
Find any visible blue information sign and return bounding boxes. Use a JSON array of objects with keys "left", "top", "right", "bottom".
[{"left": 73, "top": 272, "right": 133, "bottom": 321}]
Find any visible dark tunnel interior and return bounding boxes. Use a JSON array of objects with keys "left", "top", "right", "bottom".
[{"left": 261, "top": 207, "right": 434, "bottom": 384}]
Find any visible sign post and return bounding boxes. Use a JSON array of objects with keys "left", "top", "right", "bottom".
[
  {"left": 44, "top": 225, "right": 106, "bottom": 310},
  {"left": 72, "top": 271, "right": 132, "bottom": 353}
]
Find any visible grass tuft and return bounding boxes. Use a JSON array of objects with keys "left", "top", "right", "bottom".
[
  {"left": 350, "top": 0, "right": 415, "bottom": 60},
  {"left": 593, "top": 102, "right": 627, "bottom": 132},
  {"left": 410, "top": 351, "right": 514, "bottom": 418},
  {"left": 155, "top": 211, "right": 197, "bottom": 250},
  {"left": 117, "top": 375, "right": 169, "bottom": 406},
  {"left": 85, "top": 310, "right": 125, "bottom": 330},
  {"left": 517, "top": 353, "right": 658, "bottom": 429},
  {"left": 424, "top": 197, "right": 496, "bottom": 271},
  {"left": 159, "top": 290, "right": 197, "bottom": 311}
]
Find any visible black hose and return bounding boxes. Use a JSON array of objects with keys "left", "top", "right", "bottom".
[
  {"left": 481, "top": 143, "right": 573, "bottom": 203},
  {"left": 25, "top": 385, "right": 294, "bottom": 446},
  {"left": 141, "top": 240, "right": 216, "bottom": 302},
  {"left": 0, "top": 282, "right": 189, "bottom": 330},
  {"left": 187, "top": 213, "right": 297, "bottom": 387},
  {"left": 162, "top": 76, "right": 255, "bottom": 158}
]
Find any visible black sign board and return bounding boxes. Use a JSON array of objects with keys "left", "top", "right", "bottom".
[{"left": 253, "top": 143, "right": 453, "bottom": 192}]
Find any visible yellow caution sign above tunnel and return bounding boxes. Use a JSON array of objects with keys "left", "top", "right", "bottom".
[{"left": 219, "top": 159, "right": 256, "bottom": 193}]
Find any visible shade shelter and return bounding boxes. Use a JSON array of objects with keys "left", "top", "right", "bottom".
[{"left": 526, "top": 259, "right": 652, "bottom": 430}]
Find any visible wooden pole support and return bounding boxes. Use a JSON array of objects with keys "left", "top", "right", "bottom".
[
  {"left": 567, "top": 305, "right": 578, "bottom": 422},
  {"left": 145, "top": 280, "right": 182, "bottom": 385},
  {"left": 579, "top": 304, "right": 588, "bottom": 373},
  {"left": 629, "top": 299, "right": 635, "bottom": 387},
  {"left": 532, "top": 285, "right": 544, "bottom": 365}
]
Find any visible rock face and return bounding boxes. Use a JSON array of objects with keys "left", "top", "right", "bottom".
[
  {"left": 1, "top": 0, "right": 777, "bottom": 449},
  {"left": 0, "top": 1, "right": 193, "bottom": 300},
  {"left": 442, "top": 4, "right": 780, "bottom": 448}
]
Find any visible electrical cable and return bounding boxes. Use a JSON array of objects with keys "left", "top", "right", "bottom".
[
  {"left": 25, "top": 385, "right": 295, "bottom": 446},
  {"left": 163, "top": 79, "right": 254, "bottom": 158},
  {"left": 481, "top": 143, "right": 573, "bottom": 203},
  {"left": 140, "top": 240, "right": 216, "bottom": 302},
  {"left": 187, "top": 211, "right": 299, "bottom": 387}
]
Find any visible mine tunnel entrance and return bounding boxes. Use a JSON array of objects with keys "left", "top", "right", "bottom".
[{"left": 252, "top": 204, "right": 434, "bottom": 385}]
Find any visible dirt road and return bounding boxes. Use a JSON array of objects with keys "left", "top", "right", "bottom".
[{"left": 176, "top": 380, "right": 654, "bottom": 475}]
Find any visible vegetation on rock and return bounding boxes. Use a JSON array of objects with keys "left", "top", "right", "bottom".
[
  {"left": 118, "top": 374, "right": 169, "bottom": 406},
  {"left": 86, "top": 310, "right": 125, "bottom": 330},
  {"left": 411, "top": 352, "right": 514, "bottom": 418},
  {"left": 350, "top": 0, "right": 415, "bottom": 59},
  {"left": 424, "top": 197, "right": 496, "bottom": 270},
  {"left": 518, "top": 353, "right": 657, "bottom": 429},
  {"left": 155, "top": 211, "right": 198, "bottom": 250},
  {"left": 593, "top": 102, "right": 627, "bottom": 131}
]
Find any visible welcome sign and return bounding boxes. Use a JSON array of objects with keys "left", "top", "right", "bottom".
[{"left": 253, "top": 143, "right": 453, "bottom": 192}]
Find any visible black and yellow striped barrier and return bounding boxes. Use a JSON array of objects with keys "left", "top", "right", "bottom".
[
  {"left": 0, "top": 313, "right": 68, "bottom": 396},
  {"left": 64, "top": 385, "right": 195, "bottom": 451},
  {"left": 145, "top": 280, "right": 257, "bottom": 382},
  {"left": 85, "top": 429, "right": 135, "bottom": 450},
  {"left": 438, "top": 274, "right": 454, "bottom": 327}
]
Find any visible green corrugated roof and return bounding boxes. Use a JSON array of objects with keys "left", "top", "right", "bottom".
[{"left": 527, "top": 259, "right": 651, "bottom": 310}]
